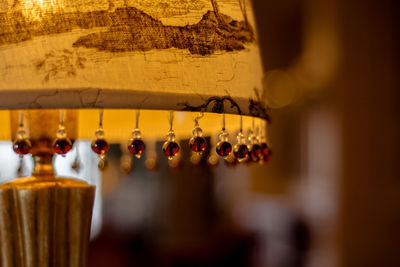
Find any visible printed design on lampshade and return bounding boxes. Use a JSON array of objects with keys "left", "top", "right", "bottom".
[
  {"left": 0, "top": 0, "right": 264, "bottom": 116},
  {"left": 73, "top": 8, "right": 254, "bottom": 55},
  {"left": 0, "top": 1, "right": 254, "bottom": 56},
  {"left": 249, "top": 88, "right": 270, "bottom": 122},
  {"left": 34, "top": 49, "right": 87, "bottom": 83},
  {"left": 178, "top": 95, "right": 243, "bottom": 114},
  {"left": 178, "top": 88, "right": 270, "bottom": 120}
]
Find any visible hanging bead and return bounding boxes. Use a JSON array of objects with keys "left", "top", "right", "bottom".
[
  {"left": 216, "top": 140, "right": 232, "bottom": 157},
  {"left": 189, "top": 113, "right": 207, "bottom": 154},
  {"left": 260, "top": 142, "right": 272, "bottom": 163},
  {"left": 259, "top": 119, "right": 272, "bottom": 163},
  {"left": 12, "top": 111, "right": 31, "bottom": 157},
  {"left": 264, "top": 150, "right": 272, "bottom": 163},
  {"left": 91, "top": 138, "right": 109, "bottom": 160},
  {"left": 190, "top": 136, "right": 207, "bottom": 153},
  {"left": 163, "top": 112, "right": 180, "bottom": 160},
  {"left": 92, "top": 110, "right": 109, "bottom": 160},
  {"left": 233, "top": 116, "right": 249, "bottom": 163},
  {"left": 247, "top": 125, "right": 262, "bottom": 162},
  {"left": 128, "top": 127, "right": 145, "bottom": 159},
  {"left": 53, "top": 110, "right": 73, "bottom": 156},
  {"left": 54, "top": 138, "right": 73, "bottom": 155},
  {"left": 13, "top": 139, "right": 31, "bottom": 156},
  {"left": 248, "top": 143, "right": 262, "bottom": 161},
  {"left": 128, "top": 110, "right": 146, "bottom": 159},
  {"left": 163, "top": 138, "right": 180, "bottom": 160},
  {"left": 128, "top": 138, "right": 146, "bottom": 158},
  {"left": 234, "top": 143, "right": 249, "bottom": 162},
  {"left": 215, "top": 114, "right": 232, "bottom": 158}
]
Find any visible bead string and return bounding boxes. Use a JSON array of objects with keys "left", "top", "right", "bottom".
[
  {"left": 169, "top": 111, "right": 174, "bottom": 131},
  {"left": 135, "top": 110, "right": 140, "bottom": 129},
  {"left": 252, "top": 117, "right": 255, "bottom": 135},
  {"left": 59, "top": 110, "right": 65, "bottom": 127},
  {"left": 222, "top": 113, "right": 226, "bottom": 131},
  {"left": 99, "top": 109, "right": 104, "bottom": 128},
  {"left": 18, "top": 110, "right": 24, "bottom": 128}
]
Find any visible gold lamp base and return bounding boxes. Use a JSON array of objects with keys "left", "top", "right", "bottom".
[
  {"left": 0, "top": 110, "right": 95, "bottom": 267},
  {"left": 0, "top": 177, "right": 95, "bottom": 267}
]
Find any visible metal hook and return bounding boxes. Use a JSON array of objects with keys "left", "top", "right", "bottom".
[{"left": 194, "top": 112, "right": 204, "bottom": 127}]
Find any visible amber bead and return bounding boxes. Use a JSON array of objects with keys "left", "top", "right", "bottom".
[
  {"left": 53, "top": 138, "right": 72, "bottom": 155},
  {"left": 248, "top": 143, "right": 262, "bottom": 161},
  {"left": 128, "top": 139, "right": 146, "bottom": 157},
  {"left": 234, "top": 144, "right": 249, "bottom": 160},
  {"left": 189, "top": 136, "right": 207, "bottom": 153},
  {"left": 162, "top": 141, "right": 180, "bottom": 158},
  {"left": 13, "top": 139, "right": 31, "bottom": 155},
  {"left": 91, "top": 139, "right": 109, "bottom": 155},
  {"left": 216, "top": 141, "right": 232, "bottom": 157}
]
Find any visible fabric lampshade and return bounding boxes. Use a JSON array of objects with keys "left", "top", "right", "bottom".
[{"left": 0, "top": 0, "right": 268, "bottom": 141}]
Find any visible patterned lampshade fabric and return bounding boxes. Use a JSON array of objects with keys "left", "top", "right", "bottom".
[{"left": 0, "top": 0, "right": 268, "bottom": 140}]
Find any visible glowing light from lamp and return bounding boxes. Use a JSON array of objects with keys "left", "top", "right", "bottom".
[{"left": 23, "top": 0, "right": 60, "bottom": 20}]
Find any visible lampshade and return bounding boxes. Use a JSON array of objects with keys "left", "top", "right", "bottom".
[
  {"left": 0, "top": 0, "right": 269, "bottom": 156},
  {"left": 0, "top": 2, "right": 270, "bottom": 266}
]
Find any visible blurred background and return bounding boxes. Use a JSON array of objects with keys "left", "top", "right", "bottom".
[{"left": 1, "top": 0, "right": 399, "bottom": 266}]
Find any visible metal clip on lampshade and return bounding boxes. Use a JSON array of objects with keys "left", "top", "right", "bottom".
[{"left": 0, "top": 0, "right": 269, "bottom": 266}]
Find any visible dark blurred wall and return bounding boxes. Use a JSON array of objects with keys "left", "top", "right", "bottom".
[
  {"left": 336, "top": 0, "right": 400, "bottom": 267},
  {"left": 253, "top": 0, "right": 400, "bottom": 266}
]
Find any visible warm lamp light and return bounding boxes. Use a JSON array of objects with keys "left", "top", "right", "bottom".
[{"left": 0, "top": 0, "right": 270, "bottom": 266}]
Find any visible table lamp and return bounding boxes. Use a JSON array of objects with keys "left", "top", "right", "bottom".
[{"left": 0, "top": 0, "right": 270, "bottom": 266}]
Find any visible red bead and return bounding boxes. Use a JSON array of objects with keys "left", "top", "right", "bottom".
[
  {"left": 260, "top": 143, "right": 269, "bottom": 155},
  {"left": 234, "top": 144, "right": 249, "bottom": 160},
  {"left": 263, "top": 150, "right": 272, "bottom": 162},
  {"left": 13, "top": 139, "right": 31, "bottom": 155},
  {"left": 189, "top": 136, "right": 207, "bottom": 153},
  {"left": 53, "top": 138, "right": 72, "bottom": 155},
  {"left": 248, "top": 143, "right": 262, "bottom": 161},
  {"left": 162, "top": 141, "right": 180, "bottom": 158},
  {"left": 216, "top": 141, "right": 232, "bottom": 157},
  {"left": 128, "top": 139, "right": 146, "bottom": 156},
  {"left": 260, "top": 143, "right": 272, "bottom": 162},
  {"left": 91, "top": 139, "right": 109, "bottom": 155}
]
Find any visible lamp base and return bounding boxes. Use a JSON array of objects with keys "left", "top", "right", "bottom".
[{"left": 0, "top": 177, "right": 95, "bottom": 267}]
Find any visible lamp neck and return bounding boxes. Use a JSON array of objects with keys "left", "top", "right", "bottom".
[
  {"left": 31, "top": 139, "right": 55, "bottom": 178},
  {"left": 32, "top": 153, "right": 55, "bottom": 178}
]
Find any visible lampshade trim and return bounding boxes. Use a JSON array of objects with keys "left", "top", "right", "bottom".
[{"left": 0, "top": 88, "right": 269, "bottom": 119}]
